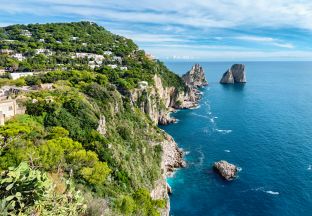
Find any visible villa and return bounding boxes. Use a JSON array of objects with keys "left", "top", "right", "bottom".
[{"left": 0, "top": 98, "right": 25, "bottom": 125}]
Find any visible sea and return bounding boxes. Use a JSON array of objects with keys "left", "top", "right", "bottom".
[{"left": 161, "top": 61, "right": 312, "bottom": 216}]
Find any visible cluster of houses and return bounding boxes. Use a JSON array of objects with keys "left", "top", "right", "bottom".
[
  {"left": 73, "top": 52, "right": 127, "bottom": 70},
  {"left": 0, "top": 48, "right": 52, "bottom": 62},
  {"left": 0, "top": 83, "right": 53, "bottom": 125}
]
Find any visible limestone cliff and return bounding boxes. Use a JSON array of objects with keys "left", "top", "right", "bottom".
[
  {"left": 220, "top": 64, "right": 247, "bottom": 84},
  {"left": 182, "top": 64, "right": 208, "bottom": 87},
  {"left": 130, "top": 74, "right": 199, "bottom": 126},
  {"left": 151, "top": 133, "right": 185, "bottom": 216}
]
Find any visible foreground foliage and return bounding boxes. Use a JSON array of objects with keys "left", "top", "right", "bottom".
[{"left": 0, "top": 162, "right": 86, "bottom": 215}]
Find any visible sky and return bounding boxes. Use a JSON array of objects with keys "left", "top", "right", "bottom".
[{"left": 1, "top": 0, "right": 312, "bottom": 61}]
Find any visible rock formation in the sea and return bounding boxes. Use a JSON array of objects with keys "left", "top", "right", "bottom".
[
  {"left": 220, "top": 64, "right": 246, "bottom": 84},
  {"left": 182, "top": 64, "right": 208, "bottom": 87},
  {"left": 213, "top": 160, "right": 237, "bottom": 180}
]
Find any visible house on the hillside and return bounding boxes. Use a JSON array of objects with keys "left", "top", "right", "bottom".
[
  {"left": 10, "top": 72, "right": 34, "bottom": 80},
  {"left": 35, "top": 49, "right": 52, "bottom": 56},
  {"left": 120, "top": 66, "right": 128, "bottom": 70},
  {"left": 21, "top": 30, "right": 32, "bottom": 37},
  {"left": 0, "top": 49, "right": 14, "bottom": 54},
  {"left": 0, "top": 99, "right": 25, "bottom": 125},
  {"left": 113, "top": 56, "right": 122, "bottom": 64},
  {"left": 108, "top": 64, "right": 118, "bottom": 69},
  {"left": 104, "top": 51, "right": 112, "bottom": 55},
  {"left": 12, "top": 53, "right": 26, "bottom": 61},
  {"left": 75, "top": 53, "right": 104, "bottom": 62}
]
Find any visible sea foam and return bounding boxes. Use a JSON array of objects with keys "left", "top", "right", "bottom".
[
  {"left": 265, "top": 190, "right": 279, "bottom": 195},
  {"left": 215, "top": 129, "right": 232, "bottom": 134}
]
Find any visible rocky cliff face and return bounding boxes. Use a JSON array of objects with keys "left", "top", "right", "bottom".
[
  {"left": 130, "top": 74, "right": 199, "bottom": 126},
  {"left": 220, "top": 64, "right": 246, "bottom": 84},
  {"left": 182, "top": 64, "right": 208, "bottom": 87},
  {"left": 151, "top": 133, "right": 185, "bottom": 216},
  {"left": 131, "top": 64, "right": 208, "bottom": 126}
]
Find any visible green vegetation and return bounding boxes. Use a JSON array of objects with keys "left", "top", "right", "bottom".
[
  {"left": 0, "top": 162, "right": 86, "bottom": 215},
  {"left": 0, "top": 21, "right": 186, "bottom": 215},
  {"left": 0, "top": 21, "right": 186, "bottom": 90}
]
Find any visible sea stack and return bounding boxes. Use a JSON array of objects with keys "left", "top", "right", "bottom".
[
  {"left": 220, "top": 64, "right": 246, "bottom": 84},
  {"left": 182, "top": 64, "right": 208, "bottom": 87},
  {"left": 213, "top": 160, "right": 237, "bottom": 181}
]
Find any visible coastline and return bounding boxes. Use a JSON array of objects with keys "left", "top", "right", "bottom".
[{"left": 152, "top": 86, "right": 205, "bottom": 216}]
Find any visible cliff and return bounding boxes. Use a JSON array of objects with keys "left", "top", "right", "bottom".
[
  {"left": 150, "top": 134, "right": 185, "bottom": 216},
  {"left": 220, "top": 64, "right": 247, "bottom": 84},
  {"left": 130, "top": 74, "right": 200, "bottom": 126}
]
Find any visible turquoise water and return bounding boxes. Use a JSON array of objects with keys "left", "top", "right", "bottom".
[{"left": 162, "top": 62, "right": 312, "bottom": 216}]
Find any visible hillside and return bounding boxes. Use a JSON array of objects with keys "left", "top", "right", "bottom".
[{"left": 0, "top": 22, "right": 192, "bottom": 215}]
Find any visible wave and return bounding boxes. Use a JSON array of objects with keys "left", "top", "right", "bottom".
[
  {"left": 250, "top": 187, "right": 279, "bottom": 195},
  {"left": 190, "top": 105, "right": 201, "bottom": 110},
  {"left": 215, "top": 129, "right": 232, "bottom": 134},
  {"left": 174, "top": 119, "right": 180, "bottom": 123},
  {"left": 265, "top": 190, "right": 279, "bottom": 195},
  {"left": 224, "top": 149, "right": 231, "bottom": 153},
  {"left": 191, "top": 113, "right": 210, "bottom": 119}
]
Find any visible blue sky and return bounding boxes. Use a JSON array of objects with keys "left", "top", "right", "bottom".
[{"left": 1, "top": 0, "right": 312, "bottom": 61}]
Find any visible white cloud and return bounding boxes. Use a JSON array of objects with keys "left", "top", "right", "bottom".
[
  {"left": 234, "top": 35, "right": 294, "bottom": 49},
  {"left": 2, "top": 0, "right": 312, "bottom": 30},
  {"left": 0, "top": 0, "right": 311, "bottom": 60}
]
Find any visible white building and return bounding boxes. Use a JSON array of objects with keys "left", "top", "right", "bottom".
[
  {"left": 0, "top": 49, "right": 14, "bottom": 54},
  {"left": 107, "top": 64, "right": 118, "bottom": 69},
  {"left": 120, "top": 66, "right": 128, "bottom": 70},
  {"left": 10, "top": 72, "right": 34, "bottom": 80},
  {"left": 104, "top": 51, "right": 112, "bottom": 55},
  {"left": 75, "top": 53, "right": 104, "bottom": 62},
  {"left": 35, "top": 49, "right": 52, "bottom": 56},
  {"left": 113, "top": 56, "right": 122, "bottom": 64},
  {"left": 12, "top": 53, "right": 26, "bottom": 61},
  {"left": 0, "top": 99, "right": 25, "bottom": 125},
  {"left": 21, "top": 30, "right": 32, "bottom": 37}
]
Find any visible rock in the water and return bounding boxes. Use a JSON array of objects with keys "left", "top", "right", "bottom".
[
  {"left": 213, "top": 160, "right": 237, "bottom": 180},
  {"left": 220, "top": 70, "right": 234, "bottom": 84},
  {"left": 220, "top": 64, "right": 246, "bottom": 84},
  {"left": 182, "top": 64, "right": 208, "bottom": 87}
]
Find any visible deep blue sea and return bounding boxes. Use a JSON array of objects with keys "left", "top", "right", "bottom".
[{"left": 161, "top": 61, "right": 312, "bottom": 216}]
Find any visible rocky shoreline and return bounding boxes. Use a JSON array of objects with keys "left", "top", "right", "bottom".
[{"left": 150, "top": 64, "right": 207, "bottom": 215}]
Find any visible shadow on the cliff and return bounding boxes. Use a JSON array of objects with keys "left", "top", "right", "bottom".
[{"left": 221, "top": 84, "right": 245, "bottom": 92}]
